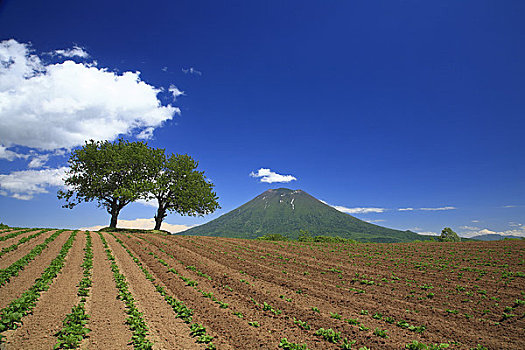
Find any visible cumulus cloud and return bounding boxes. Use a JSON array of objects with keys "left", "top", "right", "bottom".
[
  {"left": 169, "top": 85, "right": 185, "bottom": 100},
  {"left": 0, "top": 39, "right": 179, "bottom": 151},
  {"left": 27, "top": 154, "right": 50, "bottom": 168},
  {"left": 250, "top": 168, "right": 297, "bottom": 183},
  {"left": 53, "top": 46, "right": 89, "bottom": 58},
  {"left": 136, "top": 127, "right": 155, "bottom": 140},
  {"left": 419, "top": 206, "right": 456, "bottom": 211},
  {"left": 182, "top": 67, "right": 202, "bottom": 75},
  {"left": 80, "top": 218, "right": 194, "bottom": 233},
  {"left": 0, "top": 167, "right": 67, "bottom": 200}
]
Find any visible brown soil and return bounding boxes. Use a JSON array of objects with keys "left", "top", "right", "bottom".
[
  {"left": 104, "top": 232, "right": 206, "bottom": 350},
  {"left": 2, "top": 232, "right": 86, "bottom": 349},
  {"left": 0, "top": 229, "right": 56, "bottom": 269},
  {"left": 119, "top": 233, "right": 281, "bottom": 349},
  {"left": 0, "top": 231, "right": 70, "bottom": 310},
  {"left": 0, "top": 229, "right": 42, "bottom": 251},
  {"left": 2, "top": 229, "right": 523, "bottom": 350},
  {"left": 0, "top": 229, "right": 23, "bottom": 237},
  {"left": 81, "top": 232, "right": 133, "bottom": 350},
  {"left": 123, "top": 234, "right": 525, "bottom": 350}
]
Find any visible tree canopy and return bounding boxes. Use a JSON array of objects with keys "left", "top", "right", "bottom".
[
  {"left": 147, "top": 153, "right": 219, "bottom": 230},
  {"left": 438, "top": 227, "right": 461, "bottom": 242},
  {"left": 58, "top": 139, "right": 163, "bottom": 228}
]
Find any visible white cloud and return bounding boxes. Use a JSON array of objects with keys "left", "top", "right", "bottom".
[
  {"left": 472, "top": 220, "right": 480, "bottom": 223},
  {"left": 0, "top": 39, "right": 179, "bottom": 151},
  {"left": 169, "top": 85, "right": 185, "bottom": 100},
  {"left": 398, "top": 206, "right": 457, "bottom": 212},
  {"left": 319, "top": 199, "right": 386, "bottom": 214},
  {"left": 509, "top": 222, "right": 522, "bottom": 227},
  {"left": 503, "top": 205, "right": 517, "bottom": 208},
  {"left": 462, "top": 226, "right": 525, "bottom": 238},
  {"left": 136, "top": 127, "right": 155, "bottom": 140},
  {"left": 333, "top": 206, "right": 386, "bottom": 214},
  {"left": 27, "top": 154, "right": 50, "bottom": 168},
  {"left": 0, "top": 167, "right": 67, "bottom": 200},
  {"left": 460, "top": 226, "right": 480, "bottom": 231},
  {"left": 418, "top": 231, "right": 440, "bottom": 236},
  {"left": 135, "top": 198, "right": 159, "bottom": 208},
  {"left": 53, "top": 46, "right": 89, "bottom": 58},
  {"left": 161, "top": 67, "right": 168, "bottom": 72},
  {"left": 321, "top": 202, "right": 457, "bottom": 215},
  {"left": 182, "top": 67, "right": 202, "bottom": 75},
  {"left": 0, "top": 145, "right": 28, "bottom": 161},
  {"left": 80, "top": 218, "right": 194, "bottom": 233},
  {"left": 419, "top": 206, "right": 456, "bottom": 211},
  {"left": 250, "top": 168, "right": 297, "bottom": 183},
  {"left": 364, "top": 219, "right": 386, "bottom": 223}
]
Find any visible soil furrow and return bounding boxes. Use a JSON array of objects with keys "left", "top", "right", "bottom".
[
  {"left": 0, "top": 229, "right": 41, "bottom": 251},
  {"left": 104, "top": 232, "right": 205, "bottom": 350},
  {"left": 0, "top": 229, "right": 56, "bottom": 269},
  {"left": 3, "top": 233, "right": 86, "bottom": 349},
  {"left": 143, "top": 235, "right": 525, "bottom": 349},
  {"left": 129, "top": 234, "right": 429, "bottom": 349},
  {"left": 120, "top": 233, "right": 315, "bottom": 349},
  {"left": 123, "top": 239, "right": 274, "bottom": 349},
  {"left": 0, "top": 228, "right": 24, "bottom": 236},
  {"left": 81, "top": 232, "right": 133, "bottom": 350},
  {"left": 0, "top": 231, "right": 69, "bottom": 310}
]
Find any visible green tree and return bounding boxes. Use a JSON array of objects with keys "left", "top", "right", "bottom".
[
  {"left": 58, "top": 139, "right": 163, "bottom": 228},
  {"left": 148, "top": 153, "right": 219, "bottom": 230},
  {"left": 438, "top": 227, "right": 461, "bottom": 242}
]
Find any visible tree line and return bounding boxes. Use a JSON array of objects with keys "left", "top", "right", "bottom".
[{"left": 58, "top": 139, "right": 219, "bottom": 230}]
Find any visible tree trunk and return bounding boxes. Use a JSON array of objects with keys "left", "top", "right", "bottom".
[
  {"left": 109, "top": 214, "right": 118, "bottom": 228},
  {"left": 154, "top": 207, "right": 166, "bottom": 230},
  {"left": 109, "top": 204, "right": 120, "bottom": 228}
]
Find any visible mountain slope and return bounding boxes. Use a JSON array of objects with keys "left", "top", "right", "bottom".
[
  {"left": 470, "top": 234, "right": 523, "bottom": 241},
  {"left": 182, "top": 188, "right": 430, "bottom": 242}
]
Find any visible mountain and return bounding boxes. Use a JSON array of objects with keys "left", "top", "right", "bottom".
[
  {"left": 181, "top": 188, "right": 431, "bottom": 243},
  {"left": 470, "top": 234, "right": 523, "bottom": 241}
]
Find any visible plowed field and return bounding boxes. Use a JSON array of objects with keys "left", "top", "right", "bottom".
[{"left": 0, "top": 229, "right": 523, "bottom": 350}]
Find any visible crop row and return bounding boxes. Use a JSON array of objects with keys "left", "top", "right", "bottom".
[
  {"left": 0, "top": 229, "right": 65, "bottom": 286},
  {"left": 154, "top": 235, "right": 515, "bottom": 349},
  {"left": 54, "top": 231, "right": 93, "bottom": 349},
  {"left": 190, "top": 236, "right": 522, "bottom": 321},
  {"left": 132, "top": 234, "right": 373, "bottom": 349},
  {"left": 98, "top": 232, "right": 154, "bottom": 349},
  {"left": 0, "top": 229, "right": 49, "bottom": 258},
  {"left": 110, "top": 233, "right": 217, "bottom": 349},
  {"left": 0, "top": 228, "right": 39, "bottom": 242},
  {"left": 0, "top": 230, "right": 78, "bottom": 343}
]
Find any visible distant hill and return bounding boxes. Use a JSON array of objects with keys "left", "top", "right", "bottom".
[
  {"left": 470, "top": 234, "right": 523, "bottom": 241},
  {"left": 181, "top": 188, "right": 431, "bottom": 243}
]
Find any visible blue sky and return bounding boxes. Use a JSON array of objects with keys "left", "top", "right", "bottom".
[{"left": 0, "top": 1, "right": 523, "bottom": 237}]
